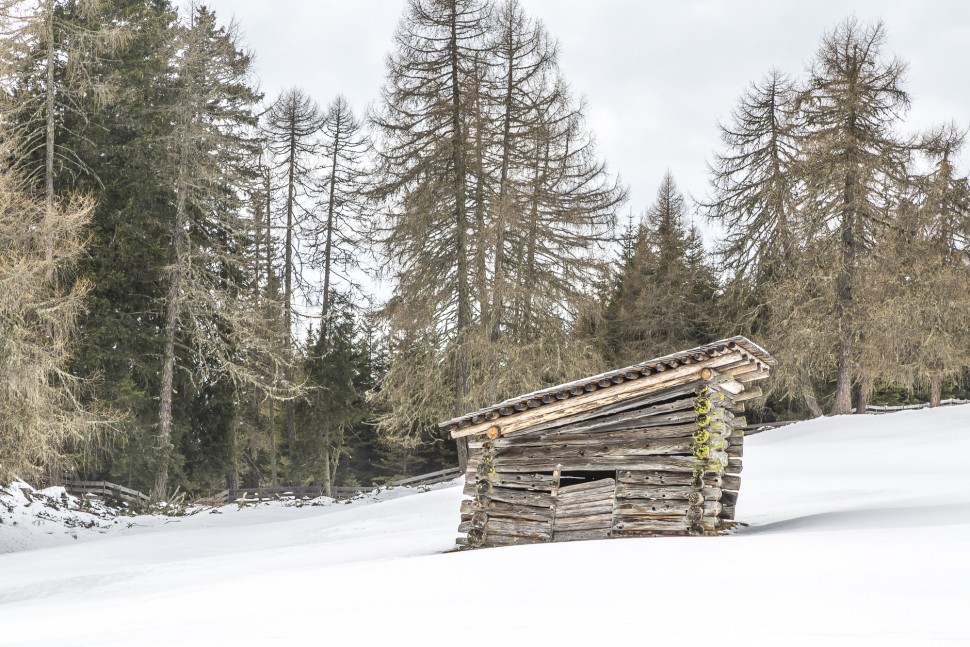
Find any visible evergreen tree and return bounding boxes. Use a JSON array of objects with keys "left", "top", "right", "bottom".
[
  {"left": 61, "top": 0, "right": 180, "bottom": 491},
  {"left": 296, "top": 294, "right": 365, "bottom": 495},
  {"left": 154, "top": 6, "right": 294, "bottom": 495},
  {"left": 602, "top": 173, "right": 717, "bottom": 365}
]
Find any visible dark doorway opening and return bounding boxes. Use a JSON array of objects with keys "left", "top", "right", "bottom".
[{"left": 557, "top": 470, "right": 616, "bottom": 488}]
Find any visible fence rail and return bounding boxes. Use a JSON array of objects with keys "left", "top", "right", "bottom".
[
  {"left": 225, "top": 466, "right": 463, "bottom": 503},
  {"left": 62, "top": 479, "right": 150, "bottom": 505},
  {"left": 866, "top": 399, "right": 969, "bottom": 412}
]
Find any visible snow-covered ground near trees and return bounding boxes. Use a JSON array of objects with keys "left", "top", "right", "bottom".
[{"left": 2, "top": 407, "right": 969, "bottom": 646}]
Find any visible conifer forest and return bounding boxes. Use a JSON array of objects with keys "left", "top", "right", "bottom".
[{"left": 1, "top": 0, "right": 968, "bottom": 499}]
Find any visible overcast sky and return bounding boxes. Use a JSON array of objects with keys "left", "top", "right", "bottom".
[{"left": 206, "top": 0, "right": 970, "bottom": 243}]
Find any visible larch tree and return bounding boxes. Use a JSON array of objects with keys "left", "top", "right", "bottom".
[
  {"left": 315, "top": 95, "right": 369, "bottom": 332},
  {"left": 701, "top": 69, "right": 825, "bottom": 417},
  {"left": 0, "top": 0, "right": 127, "bottom": 204},
  {"left": 370, "top": 0, "right": 489, "bottom": 469},
  {"left": 263, "top": 87, "right": 321, "bottom": 459},
  {"left": 792, "top": 17, "right": 910, "bottom": 415},
  {"left": 0, "top": 146, "right": 110, "bottom": 483},
  {"left": 873, "top": 125, "right": 970, "bottom": 406}
]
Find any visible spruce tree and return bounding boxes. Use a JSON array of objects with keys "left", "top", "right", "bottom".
[
  {"left": 154, "top": 6, "right": 294, "bottom": 495},
  {"left": 603, "top": 172, "right": 716, "bottom": 365}
]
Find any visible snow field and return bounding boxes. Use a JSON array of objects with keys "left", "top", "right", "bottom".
[{"left": 1, "top": 406, "right": 969, "bottom": 646}]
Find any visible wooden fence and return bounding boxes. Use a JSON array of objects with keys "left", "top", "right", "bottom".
[
  {"left": 866, "top": 399, "right": 969, "bottom": 413},
  {"left": 62, "top": 479, "right": 151, "bottom": 505},
  {"left": 224, "top": 466, "right": 463, "bottom": 503}
]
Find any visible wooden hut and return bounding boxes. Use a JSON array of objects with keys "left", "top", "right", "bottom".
[{"left": 441, "top": 337, "right": 776, "bottom": 548}]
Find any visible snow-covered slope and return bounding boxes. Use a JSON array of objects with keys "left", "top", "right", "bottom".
[{"left": 2, "top": 407, "right": 969, "bottom": 646}]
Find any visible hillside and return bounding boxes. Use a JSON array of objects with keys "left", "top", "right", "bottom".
[{"left": 1, "top": 407, "right": 969, "bottom": 646}]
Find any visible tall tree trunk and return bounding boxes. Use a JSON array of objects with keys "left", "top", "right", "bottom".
[
  {"left": 284, "top": 119, "right": 297, "bottom": 458},
  {"left": 448, "top": 2, "right": 471, "bottom": 472},
  {"left": 929, "top": 364, "right": 943, "bottom": 407},
  {"left": 321, "top": 434, "right": 332, "bottom": 498},
  {"left": 44, "top": 0, "right": 55, "bottom": 206},
  {"left": 832, "top": 149, "right": 857, "bottom": 415},
  {"left": 263, "top": 170, "right": 279, "bottom": 486},
  {"left": 855, "top": 371, "right": 871, "bottom": 414},
  {"left": 321, "top": 111, "right": 340, "bottom": 332},
  {"left": 156, "top": 154, "right": 189, "bottom": 497},
  {"left": 799, "top": 368, "right": 823, "bottom": 419},
  {"left": 489, "top": 24, "right": 515, "bottom": 345},
  {"left": 268, "top": 398, "right": 278, "bottom": 486}
]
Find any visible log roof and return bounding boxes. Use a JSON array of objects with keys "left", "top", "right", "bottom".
[{"left": 439, "top": 336, "right": 775, "bottom": 433}]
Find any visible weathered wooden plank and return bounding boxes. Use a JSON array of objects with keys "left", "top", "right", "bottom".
[
  {"left": 721, "top": 473, "right": 741, "bottom": 490},
  {"left": 553, "top": 512, "right": 613, "bottom": 528},
  {"left": 534, "top": 395, "right": 699, "bottom": 436},
  {"left": 481, "top": 534, "right": 537, "bottom": 547},
  {"left": 551, "top": 528, "right": 611, "bottom": 542},
  {"left": 491, "top": 456, "right": 699, "bottom": 473},
  {"left": 616, "top": 500, "right": 722, "bottom": 518},
  {"left": 612, "top": 519, "right": 690, "bottom": 533},
  {"left": 484, "top": 487, "right": 556, "bottom": 509},
  {"left": 615, "top": 484, "right": 721, "bottom": 502},
  {"left": 727, "top": 458, "right": 743, "bottom": 473},
  {"left": 555, "top": 502, "right": 615, "bottom": 518},
  {"left": 473, "top": 422, "right": 702, "bottom": 450},
  {"left": 495, "top": 437, "right": 696, "bottom": 462},
  {"left": 720, "top": 490, "right": 739, "bottom": 507},
  {"left": 484, "top": 518, "right": 552, "bottom": 539},
  {"left": 727, "top": 443, "right": 743, "bottom": 458},
  {"left": 616, "top": 470, "right": 722, "bottom": 488},
  {"left": 732, "top": 386, "right": 763, "bottom": 403},
  {"left": 556, "top": 478, "right": 616, "bottom": 496},
  {"left": 460, "top": 498, "right": 556, "bottom": 522},
  {"left": 470, "top": 395, "right": 702, "bottom": 448}
]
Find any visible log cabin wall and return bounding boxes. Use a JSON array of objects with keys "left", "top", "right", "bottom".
[{"left": 447, "top": 338, "right": 774, "bottom": 549}]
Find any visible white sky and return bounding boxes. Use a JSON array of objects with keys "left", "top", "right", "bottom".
[{"left": 206, "top": 0, "right": 970, "bottom": 245}]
